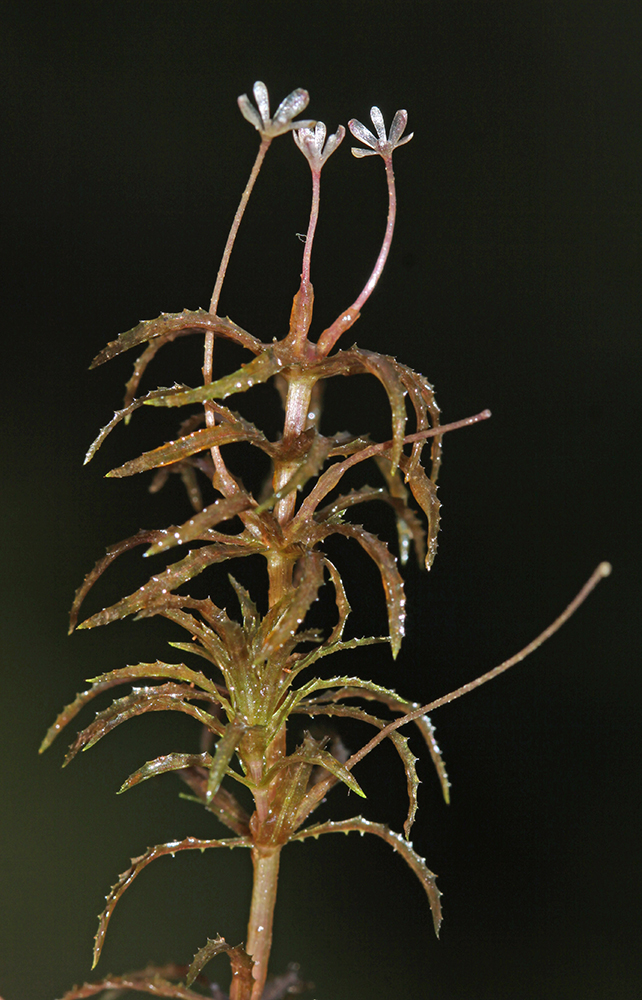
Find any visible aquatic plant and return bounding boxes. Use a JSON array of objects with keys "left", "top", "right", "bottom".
[{"left": 42, "top": 81, "right": 610, "bottom": 1000}]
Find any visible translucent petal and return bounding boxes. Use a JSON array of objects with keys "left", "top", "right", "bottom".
[
  {"left": 389, "top": 109, "right": 409, "bottom": 147},
  {"left": 351, "top": 147, "right": 378, "bottom": 158},
  {"left": 324, "top": 125, "right": 345, "bottom": 158},
  {"left": 395, "top": 131, "right": 414, "bottom": 148},
  {"left": 370, "top": 106, "right": 386, "bottom": 142},
  {"left": 237, "top": 93, "right": 262, "bottom": 131},
  {"left": 252, "top": 80, "right": 270, "bottom": 126},
  {"left": 313, "top": 121, "right": 327, "bottom": 149},
  {"left": 273, "top": 87, "right": 310, "bottom": 125},
  {"left": 293, "top": 125, "right": 314, "bottom": 146},
  {"left": 348, "top": 118, "right": 378, "bottom": 149}
]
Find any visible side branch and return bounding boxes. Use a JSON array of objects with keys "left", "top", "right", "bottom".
[{"left": 344, "top": 562, "right": 612, "bottom": 772}]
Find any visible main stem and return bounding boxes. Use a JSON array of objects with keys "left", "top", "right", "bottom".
[{"left": 235, "top": 846, "right": 282, "bottom": 1000}]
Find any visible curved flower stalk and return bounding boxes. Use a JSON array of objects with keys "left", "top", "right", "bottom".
[{"left": 43, "top": 82, "right": 610, "bottom": 1000}]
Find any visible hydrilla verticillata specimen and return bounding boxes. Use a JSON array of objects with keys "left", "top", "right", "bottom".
[{"left": 42, "top": 83, "right": 611, "bottom": 1000}]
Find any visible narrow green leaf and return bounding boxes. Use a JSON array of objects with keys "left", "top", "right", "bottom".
[
  {"left": 393, "top": 358, "right": 442, "bottom": 481},
  {"left": 84, "top": 388, "right": 187, "bottom": 464},
  {"left": 287, "top": 636, "right": 389, "bottom": 681},
  {"left": 295, "top": 675, "right": 450, "bottom": 804},
  {"left": 292, "top": 701, "right": 416, "bottom": 832},
  {"left": 206, "top": 721, "right": 248, "bottom": 804},
  {"left": 63, "top": 684, "right": 225, "bottom": 765},
  {"left": 297, "top": 745, "right": 366, "bottom": 798},
  {"left": 228, "top": 575, "right": 260, "bottom": 633},
  {"left": 143, "top": 349, "right": 280, "bottom": 408},
  {"left": 40, "top": 661, "right": 220, "bottom": 753},
  {"left": 373, "top": 461, "right": 427, "bottom": 566},
  {"left": 321, "top": 556, "right": 351, "bottom": 643},
  {"left": 118, "top": 752, "right": 213, "bottom": 793},
  {"left": 255, "top": 552, "right": 325, "bottom": 661}
]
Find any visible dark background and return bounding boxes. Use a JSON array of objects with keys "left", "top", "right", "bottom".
[{"left": 2, "top": 2, "right": 640, "bottom": 998}]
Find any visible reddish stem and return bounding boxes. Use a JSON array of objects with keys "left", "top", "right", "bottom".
[{"left": 316, "top": 154, "right": 397, "bottom": 356}]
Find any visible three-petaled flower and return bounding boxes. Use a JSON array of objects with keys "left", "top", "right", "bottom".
[
  {"left": 238, "top": 81, "right": 316, "bottom": 139},
  {"left": 293, "top": 122, "right": 346, "bottom": 170},
  {"left": 348, "top": 107, "right": 413, "bottom": 159}
]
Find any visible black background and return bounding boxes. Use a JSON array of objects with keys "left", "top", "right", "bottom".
[{"left": 2, "top": 2, "right": 640, "bottom": 998}]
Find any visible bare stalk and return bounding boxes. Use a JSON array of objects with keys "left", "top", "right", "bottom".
[
  {"left": 237, "top": 846, "right": 282, "bottom": 1000},
  {"left": 316, "top": 154, "right": 397, "bottom": 356},
  {"left": 204, "top": 137, "right": 271, "bottom": 495},
  {"left": 295, "top": 562, "right": 612, "bottom": 825},
  {"left": 346, "top": 563, "right": 613, "bottom": 769}
]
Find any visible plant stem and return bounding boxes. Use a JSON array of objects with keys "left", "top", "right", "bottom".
[
  {"left": 316, "top": 154, "right": 397, "bottom": 356},
  {"left": 236, "top": 845, "right": 281, "bottom": 1000},
  {"left": 203, "top": 137, "right": 271, "bottom": 496}
]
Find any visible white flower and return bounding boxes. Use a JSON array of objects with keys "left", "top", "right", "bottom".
[
  {"left": 293, "top": 122, "right": 346, "bottom": 169},
  {"left": 237, "top": 81, "right": 315, "bottom": 138},
  {"left": 348, "top": 107, "right": 413, "bottom": 159}
]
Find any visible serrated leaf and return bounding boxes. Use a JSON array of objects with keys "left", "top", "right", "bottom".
[
  {"left": 228, "top": 574, "right": 260, "bottom": 632},
  {"left": 186, "top": 935, "right": 252, "bottom": 988},
  {"left": 297, "top": 744, "right": 366, "bottom": 797},
  {"left": 413, "top": 713, "right": 450, "bottom": 805},
  {"left": 77, "top": 540, "right": 260, "bottom": 630},
  {"left": 265, "top": 732, "right": 366, "bottom": 801},
  {"left": 106, "top": 422, "right": 271, "bottom": 479},
  {"left": 321, "top": 556, "right": 351, "bottom": 643},
  {"left": 89, "top": 310, "right": 263, "bottom": 368},
  {"left": 349, "top": 348, "right": 407, "bottom": 472},
  {"left": 291, "top": 816, "right": 442, "bottom": 936},
  {"left": 254, "top": 552, "right": 326, "bottom": 661},
  {"left": 295, "top": 675, "right": 450, "bottom": 804},
  {"left": 118, "top": 751, "right": 213, "bottom": 793},
  {"left": 206, "top": 720, "right": 248, "bottom": 803},
  {"left": 84, "top": 387, "right": 189, "bottom": 464},
  {"left": 144, "top": 494, "right": 253, "bottom": 555},
  {"left": 287, "top": 636, "right": 389, "bottom": 681},
  {"left": 393, "top": 358, "right": 442, "bottom": 481},
  {"left": 399, "top": 452, "right": 440, "bottom": 569},
  {"left": 313, "top": 521, "right": 406, "bottom": 658},
  {"left": 92, "top": 834, "right": 251, "bottom": 967},
  {"left": 143, "top": 349, "right": 281, "bottom": 408},
  {"left": 291, "top": 699, "right": 416, "bottom": 832},
  {"left": 56, "top": 969, "right": 210, "bottom": 999},
  {"left": 40, "top": 660, "right": 223, "bottom": 753},
  {"left": 373, "top": 462, "right": 427, "bottom": 566},
  {"left": 63, "top": 684, "right": 224, "bottom": 765},
  {"left": 69, "top": 529, "right": 168, "bottom": 632}
]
